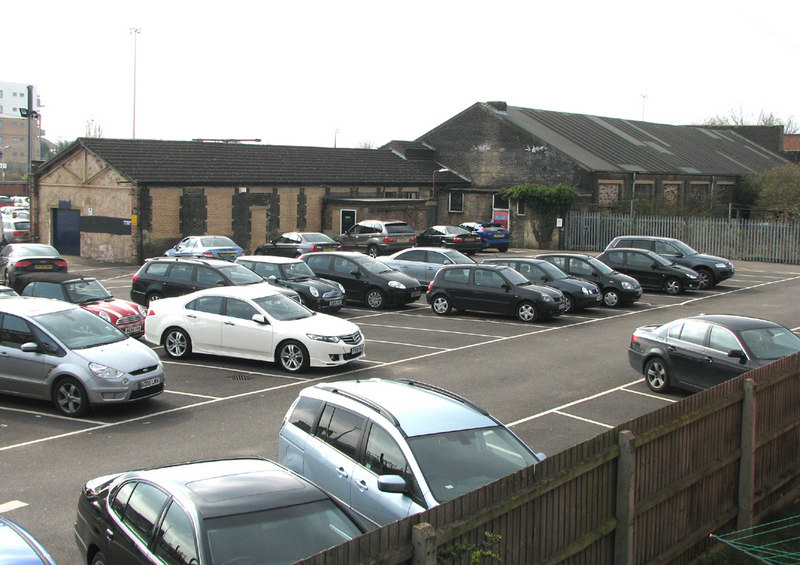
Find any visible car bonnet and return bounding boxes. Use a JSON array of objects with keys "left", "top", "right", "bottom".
[{"left": 74, "top": 337, "right": 161, "bottom": 370}]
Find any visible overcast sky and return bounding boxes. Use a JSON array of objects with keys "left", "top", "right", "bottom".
[{"left": 5, "top": 0, "right": 798, "bottom": 148}]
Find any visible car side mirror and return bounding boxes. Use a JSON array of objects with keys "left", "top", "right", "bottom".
[
  {"left": 251, "top": 314, "right": 269, "bottom": 325},
  {"left": 502, "top": 283, "right": 511, "bottom": 292},
  {"left": 377, "top": 475, "right": 407, "bottom": 494},
  {"left": 268, "top": 275, "right": 278, "bottom": 281},
  {"left": 21, "top": 342, "right": 39, "bottom": 353},
  {"left": 350, "top": 270, "right": 361, "bottom": 278},
  {"left": 651, "top": 263, "right": 658, "bottom": 270},
  {"left": 727, "top": 349, "right": 747, "bottom": 364}
]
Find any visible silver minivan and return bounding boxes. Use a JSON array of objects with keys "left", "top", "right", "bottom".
[
  {"left": 279, "top": 378, "right": 544, "bottom": 527},
  {"left": 0, "top": 297, "right": 164, "bottom": 417}
]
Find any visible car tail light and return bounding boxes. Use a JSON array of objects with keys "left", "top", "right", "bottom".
[
  {"left": 132, "top": 274, "right": 138, "bottom": 283},
  {"left": 427, "top": 281, "right": 435, "bottom": 292},
  {"left": 411, "top": 236, "right": 417, "bottom": 243},
  {"left": 630, "top": 334, "right": 639, "bottom": 345},
  {"left": 55, "top": 260, "right": 68, "bottom": 268},
  {"left": 202, "top": 251, "right": 214, "bottom": 258},
  {"left": 310, "top": 245, "right": 322, "bottom": 252},
  {"left": 12, "top": 230, "right": 26, "bottom": 236},
  {"left": 453, "top": 236, "right": 463, "bottom": 242},
  {"left": 14, "top": 260, "right": 32, "bottom": 268},
  {"left": 383, "top": 237, "right": 395, "bottom": 243}
]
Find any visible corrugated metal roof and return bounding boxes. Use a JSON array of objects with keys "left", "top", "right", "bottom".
[
  {"left": 38, "top": 138, "right": 467, "bottom": 186},
  {"left": 499, "top": 105, "right": 787, "bottom": 175}
]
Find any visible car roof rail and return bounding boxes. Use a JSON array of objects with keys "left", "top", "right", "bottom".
[
  {"left": 397, "top": 379, "right": 490, "bottom": 416},
  {"left": 316, "top": 384, "right": 402, "bottom": 429}
]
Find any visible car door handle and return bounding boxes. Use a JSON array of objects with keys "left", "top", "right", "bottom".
[
  {"left": 355, "top": 479, "right": 368, "bottom": 492},
  {"left": 224, "top": 321, "right": 235, "bottom": 326},
  {"left": 667, "top": 346, "right": 677, "bottom": 352},
  {"left": 704, "top": 356, "right": 714, "bottom": 363},
  {"left": 187, "top": 314, "right": 197, "bottom": 318},
  {"left": 105, "top": 528, "right": 114, "bottom": 542},
  {"left": 336, "top": 466, "right": 349, "bottom": 479}
]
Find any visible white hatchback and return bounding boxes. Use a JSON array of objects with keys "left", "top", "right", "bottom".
[{"left": 144, "top": 284, "right": 365, "bottom": 372}]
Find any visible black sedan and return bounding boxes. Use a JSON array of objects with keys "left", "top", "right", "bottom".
[
  {"left": 74, "top": 457, "right": 367, "bottom": 565},
  {"left": 254, "top": 232, "right": 342, "bottom": 257},
  {"left": 629, "top": 314, "right": 800, "bottom": 393},
  {"left": 416, "top": 225, "right": 483, "bottom": 254},
  {"left": 235, "top": 255, "right": 346, "bottom": 312},
  {"left": 302, "top": 251, "right": 423, "bottom": 309},
  {"left": 535, "top": 252, "right": 642, "bottom": 307},
  {"left": 0, "top": 243, "right": 68, "bottom": 284},
  {"left": 426, "top": 263, "right": 566, "bottom": 322},
  {"left": 596, "top": 248, "right": 700, "bottom": 295},
  {"left": 482, "top": 257, "right": 601, "bottom": 313}
]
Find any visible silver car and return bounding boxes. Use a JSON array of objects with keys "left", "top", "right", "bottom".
[
  {"left": 0, "top": 297, "right": 164, "bottom": 417},
  {"left": 335, "top": 220, "right": 416, "bottom": 257},
  {"left": 382, "top": 247, "right": 476, "bottom": 286},
  {"left": 1, "top": 216, "right": 30, "bottom": 244}
]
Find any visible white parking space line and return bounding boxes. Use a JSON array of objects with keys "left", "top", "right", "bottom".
[
  {"left": 0, "top": 405, "right": 106, "bottom": 425},
  {"left": 161, "top": 360, "right": 308, "bottom": 381},
  {"left": 165, "top": 390, "right": 220, "bottom": 400},
  {"left": 360, "top": 323, "right": 502, "bottom": 338},
  {"left": 0, "top": 500, "right": 28, "bottom": 513},
  {"left": 366, "top": 339, "right": 448, "bottom": 350},
  {"left": 552, "top": 410, "right": 615, "bottom": 429},
  {"left": 622, "top": 387, "right": 679, "bottom": 403}
]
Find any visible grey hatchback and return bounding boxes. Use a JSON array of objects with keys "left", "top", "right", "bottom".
[{"left": 279, "top": 378, "right": 544, "bottom": 527}]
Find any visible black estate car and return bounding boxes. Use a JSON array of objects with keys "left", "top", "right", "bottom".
[
  {"left": 254, "top": 231, "right": 342, "bottom": 257},
  {"left": 235, "top": 255, "right": 346, "bottom": 312},
  {"left": 604, "top": 235, "right": 734, "bottom": 289},
  {"left": 73, "top": 457, "right": 366, "bottom": 565},
  {"left": 426, "top": 263, "right": 566, "bottom": 322},
  {"left": 482, "top": 257, "right": 601, "bottom": 313},
  {"left": 535, "top": 252, "right": 642, "bottom": 308},
  {"left": 130, "top": 257, "right": 299, "bottom": 306},
  {"left": 596, "top": 248, "right": 701, "bottom": 295},
  {"left": 302, "top": 251, "right": 423, "bottom": 309}
]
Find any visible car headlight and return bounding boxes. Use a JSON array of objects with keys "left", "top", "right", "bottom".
[
  {"left": 621, "top": 281, "right": 633, "bottom": 290},
  {"left": 541, "top": 294, "right": 552, "bottom": 302},
  {"left": 581, "top": 287, "right": 590, "bottom": 295},
  {"left": 97, "top": 311, "right": 112, "bottom": 323},
  {"left": 388, "top": 280, "right": 406, "bottom": 289},
  {"left": 309, "top": 287, "right": 320, "bottom": 297},
  {"left": 89, "top": 362, "right": 124, "bottom": 379},
  {"left": 307, "top": 334, "right": 341, "bottom": 343},
  {"left": 336, "top": 282, "right": 345, "bottom": 292},
  {"left": 687, "top": 274, "right": 698, "bottom": 279},
  {"left": 715, "top": 262, "right": 727, "bottom": 268},
  {"left": 136, "top": 304, "right": 148, "bottom": 317}
]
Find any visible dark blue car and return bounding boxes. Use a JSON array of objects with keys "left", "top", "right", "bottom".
[
  {"left": 0, "top": 516, "right": 57, "bottom": 564},
  {"left": 459, "top": 222, "right": 511, "bottom": 252}
]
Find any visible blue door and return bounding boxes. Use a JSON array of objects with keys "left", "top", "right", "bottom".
[{"left": 52, "top": 209, "right": 80, "bottom": 255}]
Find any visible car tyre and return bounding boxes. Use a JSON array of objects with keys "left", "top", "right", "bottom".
[
  {"left": 563, "top": 294, "right": 576, "bottom": 313},
  {"left": 146, "top": 292, "right": 164, "bottom": 305},
  {"left": 365, "top": 288, "right": 386, "bottom": 309},
  {"left": 53, "top": 377, "right": 91, "bottom": 417},
  {"left": 664, "top": 277, "right": 683, "bottom": 295},
  {"left": 367, "top": 244, "right": 379, "bottom": 258},
  {"left": 696, "top": 268, "right": 713, "bottom": 290},
  {"left": 602, "top": 289, "right": 621, "bottom": 308},
  {"left": 164, "top": 327, "right": 192, "bottom": 359},
  {"left": 431, "top": 294, "right": 451, "bottom": 315},
  {"left": 515, "top": 301, "right": 538, "bottom": 322},
  {"left": 278, "top": 340, "right": 310, "bottom": 373},
  {"left": 644, "top": 357, "right": 671, "bottom": 393},
  {"left": 498, "top": 246, "right": 509, "bottom": 252},
  {"left": 254, "top": 248, "right": 265, "bottom": 256},
  {"left": 91, "top": 552, "right": 108, "bottom": 565}
]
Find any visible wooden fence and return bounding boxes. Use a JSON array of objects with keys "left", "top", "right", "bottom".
[
  {"left": 295, "top": 353, "right": 800, "bottom": 565},
  {"left": 561, "top": 212, "right": 800, "bottom": 264}
]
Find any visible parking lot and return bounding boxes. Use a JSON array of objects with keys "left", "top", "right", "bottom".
[{"left": 2, "top": 251, "right": 800, "bottom": 565}]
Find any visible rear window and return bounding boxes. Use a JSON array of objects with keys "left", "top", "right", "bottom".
[
  {"left": 482, "top": 224, "right": 506, "bottom": 232},
  {"left": 385, "top": 223, "right": 414, "bottom": 234},
  {"left": 144, "top": 262, "right": 170, "bottom": 276}
]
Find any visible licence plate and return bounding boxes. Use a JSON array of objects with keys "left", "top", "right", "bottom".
[
  {"left": 138, "top": 377, "right": 160, "bottom": 389},
  {"left": 397, "top": 237, "right": 409, "bottom": 243},
  {"left": 124, "top": 324, "right": 143, "bottom": 335},
  {"left": 220, "top": 252, "right": 235, "bottom": 257},
  {"left": 35, "top": 264, "right": 53, "bottom": 269},
  {"left": 329, "top": 299, "right": 343, "bottom": 306},
  {"left": 350, "top": 345, "right": 364, "bottom": 355},
  {"left": 494, "top": 234, "right": 504, "bottom": 238},
  {"left": 411, "top": 290, "right": 421, "bottom": 297},
  {"left": 323, "top": 247, "right": 337, "bottom": 251}
]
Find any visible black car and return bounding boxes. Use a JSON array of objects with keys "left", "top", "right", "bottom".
[
  {"left": 426, "top": 263, "right": 566, "bottom": 322},
  {"left": 415, "top": 225, "right": 483, "bottom": 254},
  {"left": 596, "top": 248, "right": 701, "bottom": 295},
  {"left": 235, "top": 255, "right": 346, "bottom": 312},
  {"left": 605, "top": 235, "right": 734, "bottom": 289},
  {"left": 302, "top": 251, "right": 423, "bottom": 309},
  {"left": 0, "top": 243, "right": 68, "bottom": 285},
  {"left": 482, "top": 257, "right": 601, "bottom": 313},
  {"left": 73, "top": 457, "right": 367, "bottom": 565},
  {"left": 629, "top": 314, "right": 800, "bottom": 393},
  {"left": 130, "top": 257, "right": 300, "bottom": 306},
  {"left": 535, "top": 252, "right": 642, "bottom": 308},
  {"left": 254, "top": 231, "right": 343, "bottom": 257}
]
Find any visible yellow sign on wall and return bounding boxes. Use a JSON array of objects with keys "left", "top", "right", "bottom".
[{"left": 131, "top": 214, "right": 138, "bottom": 226}]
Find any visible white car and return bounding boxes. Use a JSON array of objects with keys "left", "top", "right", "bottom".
[{"left": 144, "top": 285, "right": 365, "bottom": 373}]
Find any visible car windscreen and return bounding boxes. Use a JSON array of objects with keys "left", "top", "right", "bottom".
[
  {"left": 355, "top": 256, "right": 394, "bottom": 274},
  {"left": 536, "top": 261, "right": 569, "bottom": 279},
  {"left": 34, "top": 308, "right": 126, "bottom": 349},
  {"left": 219, "top": 264, "right": 267, "bottom": 285},
  {"left": 407, "top": 426, "right": 538, "bottom": 503},
  {"left": 739, "top": 326, "right": 800, "bottom": 360},
  {"left": 498, "top": 267, "right": 529, "bottom": 286},
  {"left": 586, "top": 257, "right": 615, "bottom": 275},
  {"left": 253, "top": 293, "right": 313, "bottom": 321},
  {"left": 204, "top": 499, "right": 362, "bottom": 565},
  {"left": 283, "top": 261, "right": 317, "bottom": 280},
  {"left": 651, "top": 253, "right": 675, "bottom": 267},
  {"left": 64, "top": 279, "right": 113, "bottom": 303},
  {"left": 671, "top": 240, "right": 698, "bottom": 256},
  {"left": 442, "top": 251, "right": 475, "bottom": 265}
]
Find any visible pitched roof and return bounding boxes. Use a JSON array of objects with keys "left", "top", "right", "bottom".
[
  {"left": 39, "top": 138, "right": 466, "bottom": 186},
  {"left": 477, "top": 102, "right": 787, "bottom": 175}
]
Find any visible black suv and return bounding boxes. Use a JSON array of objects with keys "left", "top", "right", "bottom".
[
  {"left": 426, "top": 263, "right": 566, "bottom": 322},
  {"left": 604, "top": 236, "right": 734, "bottom": 289},
  {"left": 336, "top": 220, "right": 416, "bottom": 257},
  {"left": 130, "top": 257, "right": 299, "bottom": 306}
]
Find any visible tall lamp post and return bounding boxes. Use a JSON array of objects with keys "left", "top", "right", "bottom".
[
  {"left": 431, "top": 167, "right": 449, "bottom": 196},
  {"left": 130, "top": 27, "right": 141, "bottom": 139}
]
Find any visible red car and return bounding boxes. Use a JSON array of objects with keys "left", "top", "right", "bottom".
[{"left": 12, "top": 272, "right": 147, "bottom": 338}]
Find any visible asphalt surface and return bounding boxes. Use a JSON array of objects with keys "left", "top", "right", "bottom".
[{"left": 1, "top": 250, "right": 799, "bottom": 565}]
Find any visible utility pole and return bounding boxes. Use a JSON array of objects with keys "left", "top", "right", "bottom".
[{"left": 131, "top": 27, "right": 141, "bottom": 138}]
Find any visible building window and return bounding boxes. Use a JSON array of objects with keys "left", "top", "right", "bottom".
[
  {"left": 493, "top": 194, "right": 509, "bottom": 210},
  {"left": 516, "top": 200, "right": 526, "bottom": 216},
  {"left": 449, "top": 192, "right": 464, "bottom": 213},
  {"left": 633, "top": 182, "right": 655, "bottom": 200},
  {"left": 384, "top": 190, "right": 397, "bottom": 198},
  {"left": 403, "top": 192, "right": 417, "bottom": 199}
]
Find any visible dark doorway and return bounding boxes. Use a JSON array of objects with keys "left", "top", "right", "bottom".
[{"left": 52, "top": 208, "right": 80, "bottom": 255}]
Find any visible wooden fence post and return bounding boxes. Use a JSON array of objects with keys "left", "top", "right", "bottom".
[
  {"left": 737, "top": 379, "right": 756, "bottom": 531},
  {"left": 412, "top": 522, "right": 437, "bottom": 565},
  {"left": 615, "top": 430, "right": 635, "bottom": 565}
]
